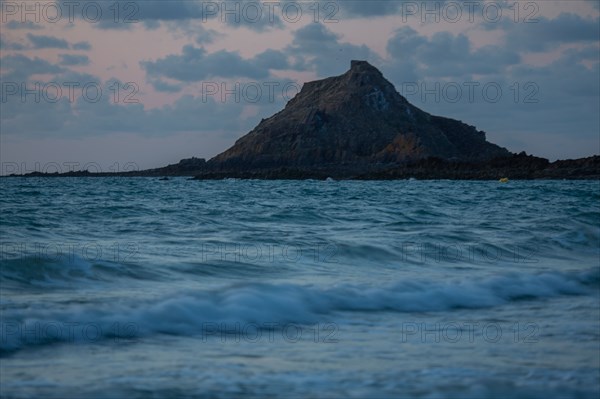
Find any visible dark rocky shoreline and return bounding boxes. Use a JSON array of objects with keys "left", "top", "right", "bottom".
[
  {"left": 191, "top": 153, "right": 600, "bottom": 180},
  {"left": 6, "top": 153, "right": 599, "bottom": 180}
]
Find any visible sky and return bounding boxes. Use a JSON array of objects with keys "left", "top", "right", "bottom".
[{"left": 1, "top": 0, "right": 599, "bottom": 174}]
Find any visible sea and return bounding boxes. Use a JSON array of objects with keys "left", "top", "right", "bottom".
[{"left": 0, "top": 177, "right": 598, "bottom": 398}]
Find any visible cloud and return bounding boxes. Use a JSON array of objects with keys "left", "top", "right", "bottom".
[
  {"left": 141, "top": 45, "right": 271, "bottom": 82},
  {"left": 337, "top": 0, "right": 402, "bottom": 17},
  {"left": 72, "top": 41, "right": 92, "bottom": 50},
  {"left": 148, "top": 78, "right": 182, "bottom": 93},
  {"left": 489, "top": 13, "right": 600, "bottom": 52},
  {"left": 286, "top": 23, "right": 378, "bottom": 76},
  {"left": 564, "top": 44, "right": 600, "bottom": 64},
  {"left": 0, "top": 54, "right": 64, "bottom": 81},
  {"left": 161, "top": 20, "right": 222, "bottom": 44},
  {"left": 51, "top": 0, "right": 284, "bottom": 31},
  {"left": 253, "top": 49, "right": 290, "bottom": 70},
  {"left": 142, "top": 19, "right": 161, "bottom": 30},
  {"left": 1, "top": 55, "right": 289, "bottom": 140},
  {"left": 195, "top": 30, "right": 218, "bottom": 44},
  {"left": 293, "top": 22, "right": 339, "bottom": 44},
  {"left": 0, "top": 37, "right": 27, "bottom": 51},
  {"left": 217, "top": 2, "right": 284, "bottom": 32},
  {"left": 142, "top": 22, "right": 380, "bottom": 93},
  {"left": 0, "top": 78, "right": 282, "bottom": 139},
  {"left": 143, "top": 23, "right": 378, "bottom": 87},
  {"left": 27, "top": 34, "right": 70, "bottom": 49},
  {"left": 385, "top": 27, "right": 520, "bottom": 80},
  {"left": 2, "top": 35, "right": 90, "bottom": 51},
  {"left": 43, "top": 0, "right": 191, "bottom": 29},
  {"left": 5, "top": 21, "right": 43, "bottom": 30},
  {"left": 129, "top": 0, "right": 206, "bottom": 21},
  {"left": 332, "top": 0, "right": 514, "bottom": 20},
  {"left": 59, "top": 54, "right": 90, "bottom": 66}
]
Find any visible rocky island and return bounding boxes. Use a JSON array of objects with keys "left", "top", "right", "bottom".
[{"left": 9, "top": 61, "right": 599, "bottom": 179}]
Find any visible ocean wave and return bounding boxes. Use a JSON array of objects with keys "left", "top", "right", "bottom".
[
  {"left": 1, "top": 267, "right": 597, "bottom": 353},
  {"left": 0, "top": 254, "right": 167, "bottom": 289}
]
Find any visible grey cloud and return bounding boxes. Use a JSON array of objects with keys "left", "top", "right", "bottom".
[
  {"left": 159, "top": 20, "right": 221, "bottom": 44},
  {"left": 38, "top": 0, "right": 202, "bottom": 30},
  {"left": 1, "top": 54, "right": 291, "bottom": 140},
  {"left": 54, "top": 0, "right": 204, "bottom": 21},
  {"left": 215, "top": 0, "right": 284, "bottom": 31},
  {"left": 142, "top": 19, "right": 161, "bottom": 30},
  {"left": 59, "top": 54, "right": 90, "bottom": 66},
  {"left": 144, "top": 0, "right": 283, "bottom": 31},
  {"left": 0, "top": 37, "right": 27, "bottom": 51},
  {"left": 386, "top": 26, "right": 428, "bottom": 59},
  {"left": 141, "top": 45, "right": 270, "bottom": 83},
  {"left": 0, "top": 54, "right": 64, "bottom": 81},
  {"left": 195, "top": 28, "right": 223, "bottom": 44},
  {"left": 1, "top": 79, "right": 282, "bottom": 139},
  {"left": 195, "top": 31, "right": 217, "bottom": 44},
  {"left": 5, "top": 21, "right": 43, "bottom": 30},
  {"left": 417, "top": 32, "right": 471, "bottom": 64},
  {"left": 287, "top": 23, "right": 378, "bottom": 76},
  {"left": 563, "top": 45, "right": 600, "bottom": 63},
  {"left": 95, "top": 20, "right": 136, "bottom": 30},
  {"left": 253, "top": 49, "right": 290, "bottom": 70},
  {"left": 333, "top": 0, "right": 508, "bottom": 19},
  {"left": 132, "top": 0, "right": 205, "bottom": 21},
  {"left": 53, "top": 0, "right": 283, "bottom": 31},
  {"left": 527, "top": 13, "right": 599, "bottom": 43},
  {"left": 385, "top": 27, "right": 520, "bottom": 79},
  {"left": 293, "top": 22, "right": 340, "bottom": 44},
  {"left": 149, "top": 78, "right": 183, "bottom": 93},
  {"left": 490, "top": 13, "right": 600, "bottom": 52},
  {"left": 1, "top": 35, "right": 89, "bottom": 51},
  {"left": 141, "top": 46, "right": 301, "bottom": 97},
  {"left": 72, "top": 41, "right": 92, "bottom": 50},
  {"left": 336, "top": 0, "right": 402, "bottom": 17},
  {"left": 27, "top": 34, "right": 70, "bottom": 49}
]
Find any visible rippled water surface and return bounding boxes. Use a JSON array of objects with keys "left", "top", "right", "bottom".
[{"left": 1, "top": 178, "right": 599, "bottom": 398}]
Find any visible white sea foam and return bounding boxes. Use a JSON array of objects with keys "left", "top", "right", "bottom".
[{"left": 1, "top": 268, "right": 596, "bottom": 352}]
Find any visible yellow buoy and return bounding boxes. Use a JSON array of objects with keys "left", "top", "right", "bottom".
[{"left": 499, "top": 177, "right": 509, "bottom": 183}]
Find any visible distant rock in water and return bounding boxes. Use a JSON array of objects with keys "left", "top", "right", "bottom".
[{"left": 209, "top": 60, "right": 510, "bottom": 170}]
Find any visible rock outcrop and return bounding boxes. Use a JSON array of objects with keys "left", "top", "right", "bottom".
[{"left": 209, "top": 60, "right": 510, "bottom": 171}]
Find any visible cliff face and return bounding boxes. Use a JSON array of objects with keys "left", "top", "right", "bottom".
[{"left": 209, "top": 60, "right": 511, "bottom": 169}]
